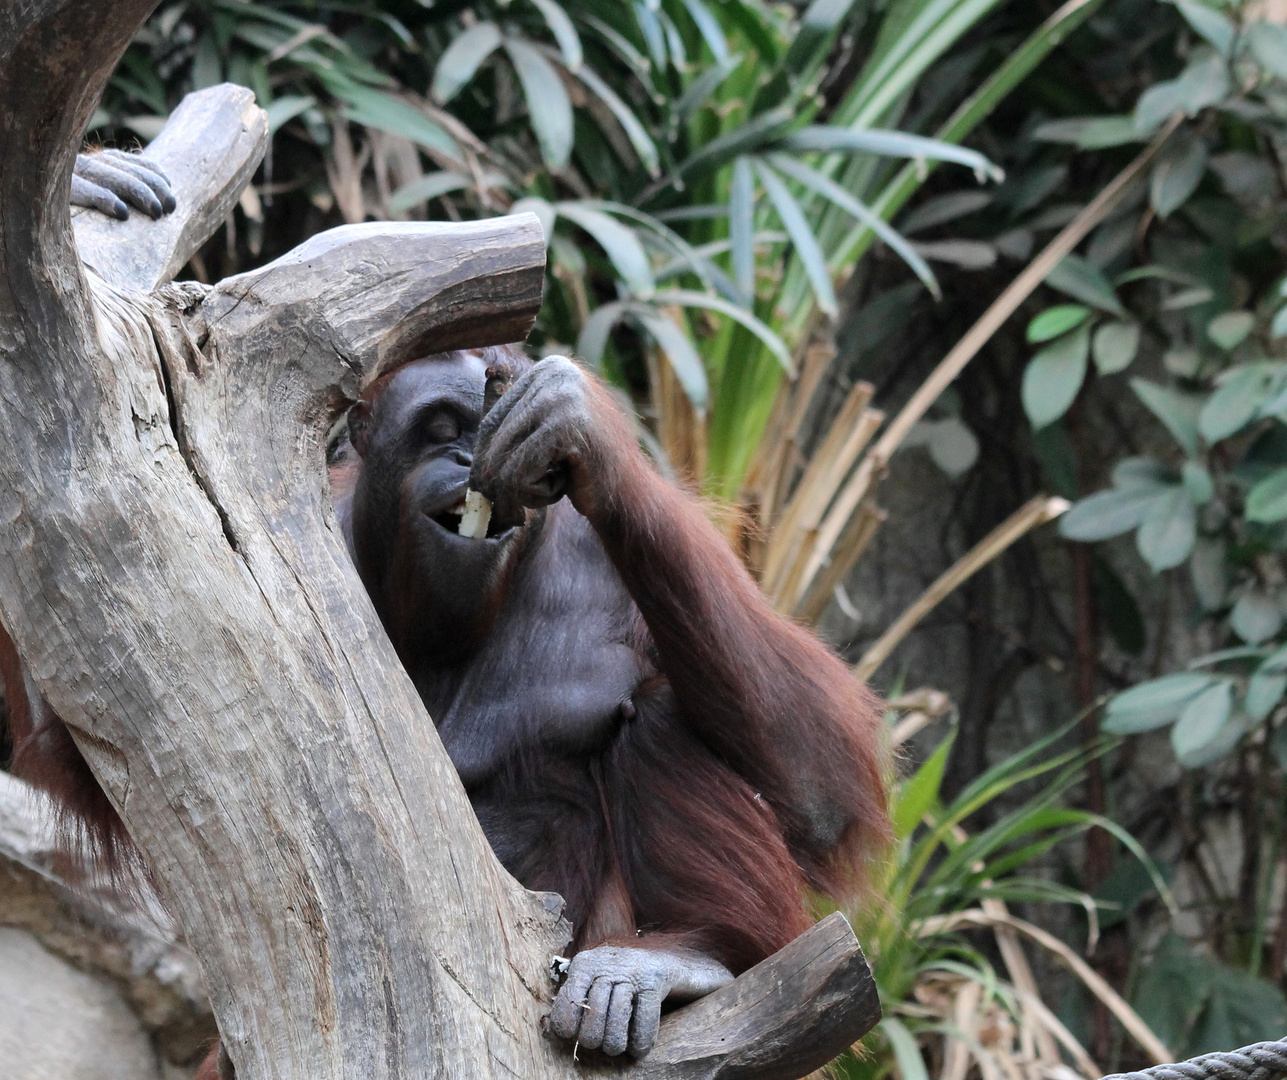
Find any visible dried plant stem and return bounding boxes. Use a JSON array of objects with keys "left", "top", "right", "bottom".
[
  {"left": 793, "top": 500, "right": 886, "bottom": 622},
  {"left": 854, "top": 496, "right": 1070, "bottom": 681},
  {"left": 920, "top": 909, "right": 1171, "bottom": 1065},
  {"left": 792, "top": 121, "right": 1178, "bottom": 604}
]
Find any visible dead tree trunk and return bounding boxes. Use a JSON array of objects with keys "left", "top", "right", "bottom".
[{"left": 0, "top": 3, "right": 879, "bottom": 1078}]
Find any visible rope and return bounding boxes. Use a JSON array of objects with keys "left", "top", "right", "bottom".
[{"left": 1101, "top": 1041, "right": 1287, "bottom": 1080}]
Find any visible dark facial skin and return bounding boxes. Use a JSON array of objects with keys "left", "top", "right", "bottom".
[{"left": 346, "top": 353, "right": 530, "bottom": 660}]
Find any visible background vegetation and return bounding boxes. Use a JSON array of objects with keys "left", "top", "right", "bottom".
[{"left": 44, "top": 0, "right": 1287, "bottom": 1076}]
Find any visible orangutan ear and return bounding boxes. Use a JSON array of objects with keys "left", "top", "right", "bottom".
[{"left": 347, "top": 400, "right": 374, "bottom": 459}]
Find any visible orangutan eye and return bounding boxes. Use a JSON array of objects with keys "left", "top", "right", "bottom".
[{"left": 421, "top": 410, "right": 461, "bottom": 444}]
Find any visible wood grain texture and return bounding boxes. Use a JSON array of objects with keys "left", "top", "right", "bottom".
[
  {"left": 641, "top": 913, "right": 881, "bottom": 1080},
  {"left": 0, "top": 3, "right": 880, "bottom": 1077}
]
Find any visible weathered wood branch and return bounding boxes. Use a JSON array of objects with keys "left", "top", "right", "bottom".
[
  {"left": 74, "top": 82, "right": 270, "bottom": 291},
  {"left": 0, "top": 2, "right": 880, "bottom": 1077}
]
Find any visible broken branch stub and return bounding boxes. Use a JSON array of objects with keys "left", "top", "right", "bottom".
[
  {"left": 0, "top": 1, "right": 880, "bottom": 1076},
  {"left": 74, "top": 83, "right": 270, "bottom": 292}
]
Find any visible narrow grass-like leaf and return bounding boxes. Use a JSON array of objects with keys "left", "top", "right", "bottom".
[
  {"left": 432, "top": 22, "right": 503, "bottom": 103},
  {"left": 729, "top": 156, "right": 756, "bottom": 305},
  {"left": 768, "top": 153, "right": 940, "bottom": 298},
  {"left": 505, "top": 38, "right": 574, "bottom": 169},
  {"left": 264, "top": 94, "right": 315, "bottom": 133},
  {"left": 630, "top": 306, "right": 709, "bottom": 412},
  {"left": 679, "top": 0, "right": 730, "bottom": 62},
  {"left": 576, "top": 299, "right": 633, "bottom": 366},
  {"left": 556, "top": 202, "right": 654, "bottom": 297},
  {"left": 778, "top": 126, "right": 1004, "bottom": 181},
  {"left": 337, "top": 85, "right": 457, "bottom": 155},
  {"left": 756, "top": 161, "right": 837, "bottom": 316},
  {"left": 529, "top": 0, "right": 582, "bottom": 70},
  {"left": 573, "top": 63, "right": 660, "bottom": 176},
  {"left": 387, "top": 171, "right": 469, "bottom": 214},
  {"left": 652, "top": 289, "right": 793, "bottom": 373}
]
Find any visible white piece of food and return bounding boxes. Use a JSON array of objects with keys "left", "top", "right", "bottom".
[{"left": 458, "top": 489, "right": 492, "bottom": 539}]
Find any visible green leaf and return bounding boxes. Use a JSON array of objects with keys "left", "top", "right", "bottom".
[
  {"left": 679, "top": 0, "right": 730, "bottom": 63},
  {"left": 1092, "top": 321, "right": 1140, "bottom": 375},
  {"left": 1137, "top": 486, "right": 1197, "bottom": 571},
  {"left": 1199, "top": 362, "right": 1279, "bottom": 442},
  {"left": 629, "top": 306, "right": 708, "bottom": 413},
  {"left": 528, "top": 0, "right": 582, "bottom": 70},
  {"left": 1192, "top": 958, "right": 1287, "bottom": 1053},
  {"left": 1272, "top": 306, "right": 1287, "bottom": 340},
  {"left": 1171, "top": 682, "right": 1234, "bottom": 765},
  {"left": 1246, "top": 468, "right": 1287, "bottom": 523},
  {"left": 1191, "top": 537, "right": 1227, "bottom": 612},
  {"left": 1032, "top": 116, "right": 1139, "bottom": 149},
  {"left": 1231, "top": 590, "right": 1283, "bottom": 645},
  {"left": 1247, "top": 21, "right": 1287, "bottom": 81},
  {"left": 1134, "top": 50, "right": 1229, "bottom": 135},
  {"left": 1104, "top": 673, "right": 1216, "bottom": 734},
  {"left": 336, "top": 86, "right": 457, "bottom": 155},
  {"left": 1173, "top": 0, "right": 1236, "bottom": 56},
  {"left": 573, "top": 64, "right": 660, "bottom": 177},
  {"left": 1207, "top": 311, "right": 1254, "bottom": 351},
  {"left": 651, "top": 290, "right": 793, "bottom": 374},
  {"left": 1045, "top": 255, "right": 1126, "bottom": 316},
  {"left": 1150, "top": 134, "right": 1208, "bottom": 219},
  {"left": 1132, "top": 379, "right": 1202, "bottom": 456},
  {"left": 1027, "top": 305, "right": 1091, "bottom": 344},
  {"left": 1162, "top": 287, "right": 1216, "bottom": 313},
  {"left": 1114, "top": 457, "right": 1174, "bottom": 491},
  {"left": 1060, "top": 487, "right": 1167, "bottom": 541},
  {"left": 556, "top": 203, "right": 654, "bottom": 297},
  {"left": 766, "top": 154, "right": 940, "bottom": 299},
  {"left": 756, "top": 161, "right": 837, "bottom": 317},
  {"left": 1022, "top": 324, "right": 1090, "bottom": 429},
  {"left": 1182, "top": 461, "right": 1214, "bottom": 505},
  {"left": 881, "top": 1017, "right": 930, "bottom": 1080},
  {"left": 386, "top": 171, "right": 469, "bottom": 214},
  {"left": 1245, "top": 672, "right": 1287, "bottom": 723},
  {"left": 432, "top": 22, "right": 503, "bottom": 103},
  {"left": 263, "top": 95, "right": 316, "bottom": 134},
  {"left": 729, "top": 157, "right": 755, "bottom": 306},
  {"left": 777, "top": 127, "right": 1004, "bottom": 182},
  {"left": 575, "top": 299, "right": 632, "bottom": 366},
  {"left": 892, "top": 732, "right": 953, "bottom": 842},
  {"left": 504, "top": 39, "right": 574, "bottom": 170}
]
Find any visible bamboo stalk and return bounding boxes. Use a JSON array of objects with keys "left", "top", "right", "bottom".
[
  {"left": 774, "top": 407, "right": 885, "bottom": 602},
  {"left": 792, "top": 499, "right": 886, "bottom": 621},
  {"left": 797, "top": 121, "right": 1179, "bottom": 596},
  {"left": 854, "top": 496, "right": 1070, "bottom": 681},
  {"left": 763, "top": 384, "right": 876, "bottom": 589}
]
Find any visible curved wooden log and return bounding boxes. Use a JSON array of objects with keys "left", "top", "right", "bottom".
[{"left": 0, "top": 2, "right": 880, "bottom": 1078}]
